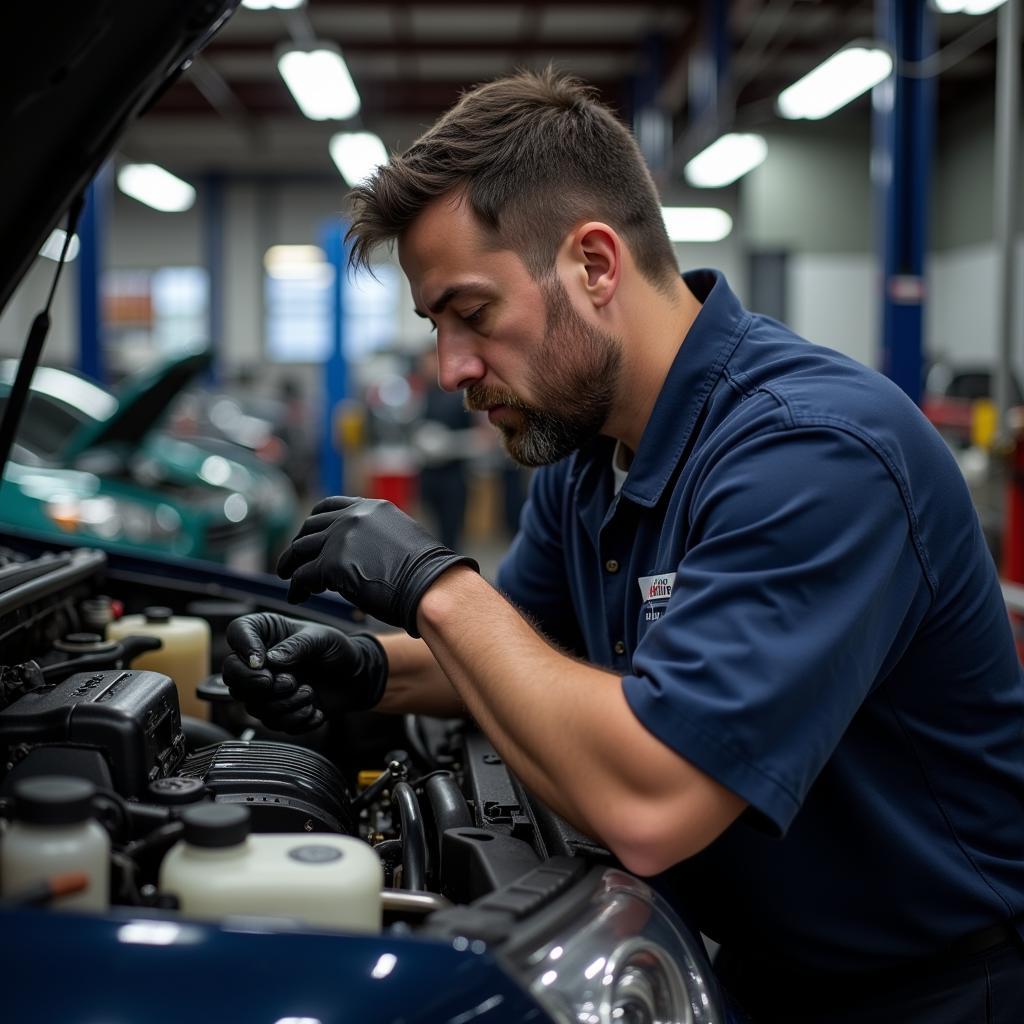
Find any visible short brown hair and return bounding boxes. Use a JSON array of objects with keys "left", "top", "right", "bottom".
[{"left": 346, "top": 68, "right": 678, "bottom": 290}]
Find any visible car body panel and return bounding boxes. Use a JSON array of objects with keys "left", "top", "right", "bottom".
[{"left": 0, "top": 908, "right": 551, "bottom": 1024}]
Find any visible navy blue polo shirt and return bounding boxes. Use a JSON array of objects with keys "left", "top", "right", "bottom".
[{"left": 497, "top": 269, "right": 1024, "bottom": 973}]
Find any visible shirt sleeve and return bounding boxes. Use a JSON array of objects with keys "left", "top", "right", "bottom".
[
  {"left": 497, "top": 460, "right": 586, "bottom": 655},
  {"left": 622, "top": 424, "right": 929, "bottom": 835}
]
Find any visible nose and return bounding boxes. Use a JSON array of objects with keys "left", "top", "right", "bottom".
[{"left": 435, "top": 326, "right": 486, "bottom": 393}]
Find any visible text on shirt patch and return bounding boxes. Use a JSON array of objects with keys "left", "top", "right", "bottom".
[{"left": 638, "top": 573, "right": 676, "bottom": 622}]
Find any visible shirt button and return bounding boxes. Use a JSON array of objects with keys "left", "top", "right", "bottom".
[
  {"left": 613, "top": 640, "right": 626, "bottom": 655},
  {"left": 605, "top": 559, "right": 620, "bottom": 573}
]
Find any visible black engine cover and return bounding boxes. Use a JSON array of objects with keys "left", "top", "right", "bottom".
[
  {"left": 177, "top": 740, "right": 355, "bottom": 834},
  {"left": 0, "top": 668, "right": 183, "bottom": 797}
]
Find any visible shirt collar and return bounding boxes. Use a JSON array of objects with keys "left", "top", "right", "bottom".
[{"left": 613, "top": 268, "right": 751, "bottom": 507}]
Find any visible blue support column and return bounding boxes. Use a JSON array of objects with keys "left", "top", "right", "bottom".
[
  {"left": 873, "top": 0, "right": 936, "bottom": 404},
  {"left": 318, "top": 218, "right": 349, "bottom": 496},
  {"left": 202, "top": 174, "right": 224, "bottom": 387},
  {"left": 633, "top": 33, "right": 670, "bottom": 180},
  {"left": 690, "top": 0, "right": 730, "bottom": 127},
  {"left": 77, "top": 166, "right": 111, "bottom": 383}
]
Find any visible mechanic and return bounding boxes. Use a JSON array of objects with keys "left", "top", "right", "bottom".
[{"left": 222, "top": 70, "right": 1024, "bottom": 1022}]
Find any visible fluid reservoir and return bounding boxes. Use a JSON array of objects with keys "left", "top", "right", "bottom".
[
  {"left": 108, "top": 606, "right": 210, "bottom": 720},
  {"left": 1, "top": 776, "right": 110, "bottom": 911},
  {"left": 159, "top": 803, "right": 383, "bottom": 932}
]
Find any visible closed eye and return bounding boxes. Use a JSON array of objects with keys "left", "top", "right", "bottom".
[{"left": 462, "top": 306, "right": 486, "bottom": 326}]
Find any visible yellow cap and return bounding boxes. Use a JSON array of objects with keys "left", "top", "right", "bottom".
[{"left": 357, "top": 770, "right": 385, "bottom": 790}]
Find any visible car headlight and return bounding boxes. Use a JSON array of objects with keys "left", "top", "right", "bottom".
[
  {"left": 46, "top": 496, "right": 183, "bottom": 544},
  {"left": 510, "top": 869, "right": 722, "bottom": 1024}
]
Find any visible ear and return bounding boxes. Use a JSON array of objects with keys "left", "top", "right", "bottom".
[{"left": 566, "top": 222, "right": 620, "bottom": 310}]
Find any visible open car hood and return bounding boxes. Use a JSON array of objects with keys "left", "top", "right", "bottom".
[
  {"left": 61, "top": 348, "right": 213, "bottom": 458},
  {"left": 0, "top": 0, "right": 239, "bottom": 316}
]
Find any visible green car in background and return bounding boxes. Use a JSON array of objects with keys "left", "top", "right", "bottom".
[{"left": 0, "top": 350, "right": 298, "bottom": 569}]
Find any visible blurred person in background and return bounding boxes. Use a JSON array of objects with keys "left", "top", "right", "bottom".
[{"left": 412, "top": 348, "right": 475, "bottom": 550}]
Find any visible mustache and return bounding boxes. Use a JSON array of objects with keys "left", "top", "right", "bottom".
[{"left": 464, "top": 383, "right": 533, "bottom": 414}]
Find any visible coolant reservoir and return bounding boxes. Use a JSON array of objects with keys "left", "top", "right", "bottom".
[
  {"left": 1, "top": 776, "right": 110, "bottom": 911},
  {"left": 108, "top": 606, "right": 210, "bottom": 720},
  {"left": 159, "top": 803, "right": 383, "bottom": 932}
]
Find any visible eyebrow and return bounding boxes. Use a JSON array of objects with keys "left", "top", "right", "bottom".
[{"left": 413, "top": 284, "right": 487, "bottom": 318}]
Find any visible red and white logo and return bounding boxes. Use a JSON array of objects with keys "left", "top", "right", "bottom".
[{"left": 637, "top": 573, "right": 675, "bottom": 602}]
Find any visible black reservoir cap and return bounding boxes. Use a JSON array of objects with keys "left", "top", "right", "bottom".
[
  {"left": 143, "top": 606, "right": 173, "bottom": 624},
  {"left": 149, "top": 776, "right": 207, "bottom": 806},
  {"left": 182, "top": 802, "right": 250, "bottom": 848},
  {"left": 14, "top": 775, "right": 96, "bottom": 825}
]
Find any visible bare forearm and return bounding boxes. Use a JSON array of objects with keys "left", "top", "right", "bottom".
[
  {"left": 373, "top": 632, "right": 467, "bottom": 716},
  {"left": 416, "top": 567, "right": 747, "bottom": 874},
  {"left": 416, "top": 568, "right": 621, "bottom": 839}
]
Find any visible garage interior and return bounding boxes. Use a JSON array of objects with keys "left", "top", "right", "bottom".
[
  {"left": 0, "top": 0, "right": 1019, "bottom": 587},
  {"left": 1, "top": 3, "right": 1024, "bottom": 1020}
]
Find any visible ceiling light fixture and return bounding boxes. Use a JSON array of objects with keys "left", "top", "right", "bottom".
[
  {"left": 117, "top": 163, "right": 196, "bottom": 212},
  {"left": 684, "top": 134, "right": 767, "bottom": 189},
  {"left": 263, "top": 245, "right": 332, "bottom": 282},
  {"left": 932, "top": 0, "right": 1007, "bottom": 12},
  {"left": 777, "top": 44, "right": 894, "bottom": 120},
  {"left": 241, "top": 0, "right": 305, "bottom": 8},
  {"left": 661, "top": 208, "right": 733, "bottom": 242},
  {"left": 277, "top": 44, "right": 360, "bottom": 121},
  {"left": 329, "top": 132, "right": 389, "bottom": 186}
]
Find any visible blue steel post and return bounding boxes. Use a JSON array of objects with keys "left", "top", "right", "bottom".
[
  {"left": 633, "top": 34, "right": 669, "bottom": 181},
  {"left": 202, "top": 174, "right": 224, "bottom": 387},
  {"left": 873, "top": 0, "right": 935, "bottom": 404},
  {"left": 77, "top": 166, "right": 111, "bottom": 383},
  {"left": 691, "top": 0, "right": 730, "bottom": 127},
  {"left": 319, "top": 218, "right": 348, "bottom": 496}
]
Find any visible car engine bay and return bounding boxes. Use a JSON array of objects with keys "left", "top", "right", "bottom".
[{"left": 0, "top": 540, "right": 724, "bottom": 1024}]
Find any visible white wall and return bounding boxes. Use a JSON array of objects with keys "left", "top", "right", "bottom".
[
  {"left": 0, "top": 257, "right": 79, "bottom": 367},
  {"left": 928, "top": 239, "right": 1024, "bottom": 380},
  {"left": 788, "top": 254, "right": 879, "bottom": 367}
]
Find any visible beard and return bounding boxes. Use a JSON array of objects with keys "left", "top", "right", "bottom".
[{"left": 464, "top": 278, "right": 623, "bottom": 467}]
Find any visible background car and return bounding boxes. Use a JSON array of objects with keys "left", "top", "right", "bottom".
[{"left": 0, "top": 352, "right": 298, "bottom": 568}]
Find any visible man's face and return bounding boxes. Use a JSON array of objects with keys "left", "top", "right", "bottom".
[{"left": 398, "top": 194, "right": 622, "bottom": 466}]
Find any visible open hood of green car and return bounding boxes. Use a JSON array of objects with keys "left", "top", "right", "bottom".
[{"left": 60, "top": 348, "right": 212, "bottom": 459}]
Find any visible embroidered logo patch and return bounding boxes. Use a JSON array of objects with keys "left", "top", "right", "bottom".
[{"left": 638, "top": 573, "right": 676, "bottom": 602}]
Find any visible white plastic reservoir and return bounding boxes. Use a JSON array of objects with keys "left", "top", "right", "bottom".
[
  {"left": 159, "top": 803, "right": 382, "bottom": 932},
  {"left": 107, "top": 606, "right": 210, "bottom": 719}
]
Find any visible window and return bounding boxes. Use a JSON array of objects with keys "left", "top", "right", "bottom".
[
  {"left": 103, "top": 267, "right": 209, "bottom": 373},
  {"left": 265, "top": 262, "right": 335, "bottom": 363}
]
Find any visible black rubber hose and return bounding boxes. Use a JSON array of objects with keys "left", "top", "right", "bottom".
[
  {"left": 373, "top": 839, "right": 404, "bottom": 887},
  {"left": 423, "top": 773, "right": 471, "bottom": 881},
  {"left": 391, "top": 781, "right": 427, "bottom": 892}
]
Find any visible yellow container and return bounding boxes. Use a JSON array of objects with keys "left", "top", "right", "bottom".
[{"left": 108, "top": 607, "right": 211, "bottom": 720}]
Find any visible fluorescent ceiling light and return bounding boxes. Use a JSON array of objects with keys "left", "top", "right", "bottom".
[
  {"left": 329, "top": 132, "right": 388, "bottom": 186},
  {"left": 277, "top": 45, "right": 359, "bottom": 121},
  {"left": 933, "top": 0, "right": 1006, "bottom": 11},
  {"left": 117, "top": 163, "right": 196, "bottom": 212},
  {"left": 661, "top": 208, "right": 733, "bottom": 243},
  {"left": 263, "top": 244, "right": 332, "bottom": 282},
  {"left": 242, "top": 0, "right": 304, "bottom": 8},
  {"left": 39, "top": 229, "right": 80, "bottom": 262},
  {"left": 684, "top": 134, "right": 767, "bottom": 188},
  {"left": 777, "top": 45, "right": 893, "bottom": 120}
]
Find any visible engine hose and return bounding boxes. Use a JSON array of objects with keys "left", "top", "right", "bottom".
[
  {"left": 391, "top": 781, "right": 427, "bottom": 892},
  {"left": 423, "top": 773, "right": 471, "bottom": 876}
]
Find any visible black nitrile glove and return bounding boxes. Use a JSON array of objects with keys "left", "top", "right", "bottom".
[
  {"left": 276, "top": 496, "right": 478, "bottom": 637},
  {"left": 221, "top": 612, "right": 387, "bottom": 734}
]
